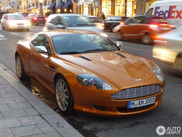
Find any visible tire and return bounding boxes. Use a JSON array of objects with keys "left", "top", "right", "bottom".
[
  {"left": 111, "top": 25, "right": 116, "bottom": 32},
  {"left": 15, "top": 55, "right": 29, "bottom": 80},
  {"left": 142, "top": 34, "right": 153, "bottom": 45},
  {"left": 115, "top": 31, "right": 123, "bottom": 40},
  {"left": 173, "top": 54, "right": 182, "bottom": 72},
  {"left": 2, "top": 25, "right": 5, "bottom": 30},
  {"left": 55, "top": 76, "right": 74, "bottom": 115}
]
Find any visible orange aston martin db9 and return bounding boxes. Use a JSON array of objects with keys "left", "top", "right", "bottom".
[{"left": 15, "top": 29, "right": 164, "bottom": 116}]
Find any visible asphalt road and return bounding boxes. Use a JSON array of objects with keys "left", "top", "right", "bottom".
[{"left": 0, "top": 25, "right": 182, "bottom": 137}]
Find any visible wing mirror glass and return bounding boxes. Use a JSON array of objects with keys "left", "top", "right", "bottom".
[
  {"left": 57, "top": 24, "right": 65, "bottom": 29},
  {"left": 116, "top": 41, "right": 123, "bottom": 49},
  {"left": 35, "top": 46, "right": 47, "bottom": 53}
]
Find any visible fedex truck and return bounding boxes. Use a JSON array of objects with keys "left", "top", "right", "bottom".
[{"left": 145, "top": 0, "right": 182, "bottom": 27}]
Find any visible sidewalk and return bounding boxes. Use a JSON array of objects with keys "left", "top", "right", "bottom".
[{"left": 0, "top": 63, "right": 83, "bottom": 137}]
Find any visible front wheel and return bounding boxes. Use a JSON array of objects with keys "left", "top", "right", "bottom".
[
  {"left": 142, "top": 34, "right": 153, "bottom": 45},
  {"left": 55, "top": 76, "right": 74, "bottom": 115},
  {"left": 15, "top": 55, "right": 29, "bottom": 80},
  {"left": 173, "top": 54, "right": 182, "bottom": 72}
]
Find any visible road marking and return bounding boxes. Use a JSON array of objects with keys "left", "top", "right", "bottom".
[{"left": 0, "top": 34, "right": 7, "bottom": 40}]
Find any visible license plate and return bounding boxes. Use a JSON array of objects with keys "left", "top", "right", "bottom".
[
  {"left": 127, "top": 96, "right": 156, "bottom": 109},
  {"left": 39, "top": 19, "right": 43, "bottom": 20}
]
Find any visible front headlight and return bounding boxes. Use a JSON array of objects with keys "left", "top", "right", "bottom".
[
  {"left": 151, "top": 64, "right": 164, "bottom": 81},
  {"left": 25, "top": 21, "right": 30, "bottom": 26},
  {"left": 76, "top": 73, "right": 112, "bottom": 90},
  {"left": 8, "top": 21, "right": 15, "bottom": 27}
]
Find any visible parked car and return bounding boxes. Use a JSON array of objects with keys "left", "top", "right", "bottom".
[
  {"left": 43, "top": 14, "right": 105, "bottom": 35},
  {"left": 103, "top": 16, "right": 128, "bottom": 32},
  {"left": 113, "top": 15, "right": 175, "bottom": 44},
  {"left": 28, "top": 14, "right": 46, "bottom": 25},
  {"left": 153, "top": 27, "right": 182, "bottom": 71},
  {"left": 15, "top": 29, "right": 164, "bottom": 116},
  {"left": 1, "top": 13, "right": 30, "bottom": 31}
]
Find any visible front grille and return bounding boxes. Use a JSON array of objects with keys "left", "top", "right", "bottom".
[
  {"left": 111, "top": 84, "right": 162, "bottom": 100},
  {"left": 17, "top": 23, "right": 24, "bottom": 25}
]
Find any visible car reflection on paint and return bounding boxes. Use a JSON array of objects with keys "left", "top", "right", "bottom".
[{"left": 15, "top": 29, "right": 164, "bottom": 116}]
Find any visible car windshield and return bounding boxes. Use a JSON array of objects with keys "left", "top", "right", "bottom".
[
  {"left": 52, "top": 34, "right": 119, "bottom": 54},
  {"left": 106, "top": 16, "right": 121, "bottom": 21},
  {"left": 62, "top": 16, "right": 94, "bottom": 27},
  {"left": 8, "top": 15, "right": 25, "bottom": 20}
]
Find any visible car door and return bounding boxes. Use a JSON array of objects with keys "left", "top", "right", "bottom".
[
  {"left": 120, "top": 17, "right": 141, "bottom": 38},
  {"left": 120, "top": 17, "right": 137, "bottom": 38},
  {"left": 30, "top": 34, "right": 55, "bottom": 90}
]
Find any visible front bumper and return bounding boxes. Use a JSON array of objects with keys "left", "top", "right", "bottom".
[{"left": 72, "top": 85, "right": 164, "bottom": 116}]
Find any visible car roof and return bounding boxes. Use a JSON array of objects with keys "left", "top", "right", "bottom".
[
  {"left": 4, "top": 13, "right": 23, "bottom": 16},
  {"left": 41, "top": 29, "right": 97, "bottom": 37},
  {"left": 49, "top": 13, "right": 87, "bottom": 17},
  {"left": 134, "top": 15, "right": 163, "bottom": 19}
]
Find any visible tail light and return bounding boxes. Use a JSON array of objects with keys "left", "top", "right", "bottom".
[
  {"left": 33, "top": 17, "right": 37, "bottom": 20},
  {"left": 149, "top": 24, "right": 158, "bottom": 29},
  {"left": 44, "top": 17, "right": 47, "bottom": 20},
  {"left": 120, "top": 21, "right": 124, "bottom": 25},
  {"left": 102, "top": 23, "right": 105, "bottom": 27}
]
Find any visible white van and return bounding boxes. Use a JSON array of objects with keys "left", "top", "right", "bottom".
[{"left": 145, "top": 0, "right": 182, "bottom": 27}]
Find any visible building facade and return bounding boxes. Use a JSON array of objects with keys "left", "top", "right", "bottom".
[{"left": 0, "top": 0, "right": 158, "bottom": 17}]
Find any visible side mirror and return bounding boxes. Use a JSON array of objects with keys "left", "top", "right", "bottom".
[
  {"left": 116, "top": 41, "right": 123, "bottom": 49},
  {"left": 57, "top": 24, "right": 65, "bottom": 29},
  {"left": 35, "top": 46, "right": 47, "bottom": 53}
]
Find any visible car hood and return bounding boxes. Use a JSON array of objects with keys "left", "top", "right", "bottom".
[
  {"left": 8, "top": 20, "right": 28, "bottom": 23},
  {"left": 59, "top": 51, "right": 160, "bottom": 89},
  {"left": 67, "top": 26, "right": 102, "bottom": 33}
]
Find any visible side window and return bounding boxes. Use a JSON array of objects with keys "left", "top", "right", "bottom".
[
  {"left": 145, "top": 8, "right": 153, "bottom": 16},
  {"left": 135, "top": 17, "right": 145, "bottom": 24},
  {"left": 31, "top": 34, "right": 51, "bottom": 53},
  {"left": 4, "top": 15, "right": 7, "bottom": 20},
  {"left": 50, "top": 16, "right": 63, "bottom": 25},
  {"left": 127, "top": 18, "right": 136, "bottom": 24}
]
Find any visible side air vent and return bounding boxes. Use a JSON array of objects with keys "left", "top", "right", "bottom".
[{"left": 79, "top": 56, "right": 92, "bottom": 61}]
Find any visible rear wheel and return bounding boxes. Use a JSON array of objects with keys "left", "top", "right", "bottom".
[
  {"left": 173, "top": 54, "right": 182, "bottom": 72},
  {"left": 115, "top": 31, "right": 123, "bottom": 40},
  {"left": 15, "top": 55, "right": 29, "bottom": 80},
  {"left": 55, "top": 76, "right": 74, "bottom": 115},
  {"left": 142, "top": 34, "right": 153, "bottom": 45}
]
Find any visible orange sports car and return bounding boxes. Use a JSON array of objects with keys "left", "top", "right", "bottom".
[{"left": 15, "top": 29, "right": 165, "bottom": 116}]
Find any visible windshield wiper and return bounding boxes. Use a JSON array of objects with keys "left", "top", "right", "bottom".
[
  {"left": 83, "top": 49, "right": 108, "bottom": 53},
  {"left": 59, "top": 51, "right": 82, "bottom": 54}
]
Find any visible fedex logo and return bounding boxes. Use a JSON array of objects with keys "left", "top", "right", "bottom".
[{"left": 154, "top": 6, "right": 182, "bottom": 19}]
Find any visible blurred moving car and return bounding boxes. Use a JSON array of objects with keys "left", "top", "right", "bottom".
[
  {"left": 1, "top": 13, "right": 30, "bottom": 31},
  {"left": 28, "top": 14, "right": 47, "bottom": 25},
  {"left": 153, "top": 27, "right": 182, "bottom": 71},
  {"left": 86, "top": 15, "right": 104, "bottom": 30},
  {"left": 43, "top": 14, "right": 105, "bottom": 35},
  {"left": 103, "top": 16, "right": 128, "bottom": 32},
  {"left": 15, "top": 29, "right": 164, "bottom": 116},
  {"left": 113, "top": 15, "right": 175, "bottom": 44}
]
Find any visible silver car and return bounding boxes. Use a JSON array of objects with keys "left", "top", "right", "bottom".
[
  {"left": 43, "top": 14, "right": 106, "bottom": 36},
  {"left": 1, "top": 13, "right": 30, "bottom": 31}
]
